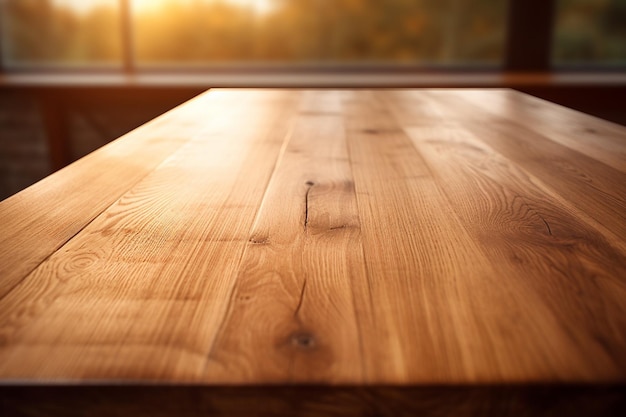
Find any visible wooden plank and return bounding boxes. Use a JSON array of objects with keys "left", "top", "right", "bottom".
[
  {"left": 385, "top": 94, "right": 626, "bottom": 377},
  {"left": 341, "top": 91, "right": 597, "bottom": 382},
  {"left": 0, "top": 90, "right": 221, "bottom": 300},
  {"left": 203, "top": 91, "right": 373, "bottom": 383},
  {"left": 0, "top": 89, "right": 625, "bottom": 415},
  {"left": 380, "top": 90, "right": 626, "bottom": 253},
  {"left": 505, "top": 0, "right": 555, "bottom": 71},
  {"left": 0, "top": 90, "right": 299, "bottom": 380},
  {"left": 414, "top": 90, "right": 626, "bottom": 241},
  {"left": 457, "top": 89, "right": 626, "bottom": 173}
]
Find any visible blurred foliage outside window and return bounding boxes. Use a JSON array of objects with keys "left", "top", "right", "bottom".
[
  {"left": 132, "top": 0, "right": 505, "bottom": 65},
  {"left": 553, "top": 0, "right": 626, "bottom": 65},
  {"left": 2, "top": 0, "right": 505, "bottom": 66},
  {"left": 1, "top": 0, "right": 624, "bottom": 68},
  {"left": 1, "top": 0, "right": 123, "bottom": 65}
]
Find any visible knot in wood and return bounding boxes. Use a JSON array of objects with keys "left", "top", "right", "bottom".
[
  {"left": 249, "top": 237, "right": 268, "bottom": 245},
  {"left": 291, "top": 332, "right": 316, "bottom": 349}
]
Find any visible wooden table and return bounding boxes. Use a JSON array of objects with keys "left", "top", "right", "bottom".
[{"left": 0, "top": 89, "right": 625, "bottom": 416}]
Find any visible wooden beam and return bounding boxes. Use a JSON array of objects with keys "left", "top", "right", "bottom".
[
  {"left": 505, "top": 0, "right": 556, "bottom": 71},
  {"left": 0, "top": 0, "right": 5, "bottom": 72},
  {"left": 2, "top": 385, "right": 625, "bottom": 417},
  {"left": 120, "top": 0, "right": 135, "bottom": 73},
  {"left": 39, "top": 92, "right": 71, "bottom": 171}
]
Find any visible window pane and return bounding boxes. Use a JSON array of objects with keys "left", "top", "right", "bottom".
[
  {"left": 133, "top": 0, "right": 506, "bottom": 66},
  {"left": 553, "top": 0, "right": 626, "bottom": 65},
  {"left": 1, "top": 0, "right": 122, "bottom": 66}
]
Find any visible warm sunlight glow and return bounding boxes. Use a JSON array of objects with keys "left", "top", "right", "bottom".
[
  {"left": 132, "top": 0, "right": 275, "bottom": 15},
  {"left": 54, "top": 0, "right": 116, "bottom": 15},
  {"left": 54, "top": 0, "right": 275, "bottom": 15},
  {"left": 5, "top": 0, "right": 509, "bottom": 65}
]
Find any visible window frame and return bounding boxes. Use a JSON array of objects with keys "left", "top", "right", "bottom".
[{"left": 0, "top": 0, "right": 624, "bottom": 76}]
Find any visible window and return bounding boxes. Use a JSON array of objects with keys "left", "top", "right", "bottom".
[
  {"left": 553, "top": 0, "right": 626, "bottom": 66},
  {"left": 1, "top": 0, "right": 123, "bottom": 67},
  {"left": 2, "top": 0, "right": 625, "bottom": 71},
  {"left": 1, "top": 0, "right": 507, "bottom": 69},
  {"left": 132, "top": 0, "right": 506, "bottom": 66}
]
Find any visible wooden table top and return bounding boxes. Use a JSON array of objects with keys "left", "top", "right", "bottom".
[{"left": 0, "top": 89, "right": 625, "bottom": 416}]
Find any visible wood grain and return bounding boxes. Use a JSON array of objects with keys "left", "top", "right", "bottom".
[
  {"left": 458, "top": 89, "right": 626, "bottom": 173},
  {"left": 391, "top": 96, "right": 626, "bottom": 376},
  {"left": 0, "top": 90, "right": 219, "bottom": 299},
  {"left": 0, "top": 90, "right": 299, "bottom": 379},
  {"left": 0, "top": 89, "right": 625, "bottom": 416},
  {"left": 342, "top": 91, "right": 613, "bottom": 382},
  {"left": 204, "top": 91, "right": 372, "bottom": 383}
]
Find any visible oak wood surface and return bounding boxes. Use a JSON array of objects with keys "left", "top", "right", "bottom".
[{"left": 0, "top": 89, "right": 625, "bottom": 416}]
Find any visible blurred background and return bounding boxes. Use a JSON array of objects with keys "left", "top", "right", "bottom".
[
  {"left": 2, "top": 0, "right": 625, "bottom": 66},
  {"left": 0, "top": 0, "right": 625, "bottom": 199},
  {"left": 3, "top": 0, "right": 507, "bottom": 65}
]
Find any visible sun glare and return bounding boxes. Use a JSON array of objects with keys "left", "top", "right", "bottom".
[
  {"left": 54, "top": 0, "right": 115, "bottom": 15},
  {"left": 54, "top": 0, "right": 275, "bottom": 15},
  {"left": 134, "top": 0, "right": 276, "bottom": 15}
]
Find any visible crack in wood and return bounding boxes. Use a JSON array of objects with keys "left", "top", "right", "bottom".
[
  {"left": 293, "top": 278, "right": 307, "bottom": 318},
  {"left": 304, "top": 181, "right": 314, "bottom": 231},
  {"left": 539, "top": 215, "right": 553, "bottom": 236}
]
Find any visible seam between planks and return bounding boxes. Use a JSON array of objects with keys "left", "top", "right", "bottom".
[
  {"left": 389, "top": 89, "right": 626, "bottom": 255},
  {"left": 459, "top": 91, "right": 626, "bottom": 174},
  {"left": 343, "top": 143, "right": 377, "bottom": 382},
  {"left": 513, "top": 90, "right": 626, "bottom": 132},
  {"left": 443, "top": 92, "right": 626, "bottom": 252},
  {"left": 341, "top": 92, "right": 394, "bottom": 382},
  {"left": 0, "top": 134, "right": 199, "bottom": 303},
  {"left": 201, "top": 114, "right": 297, "bottom": 374}
]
